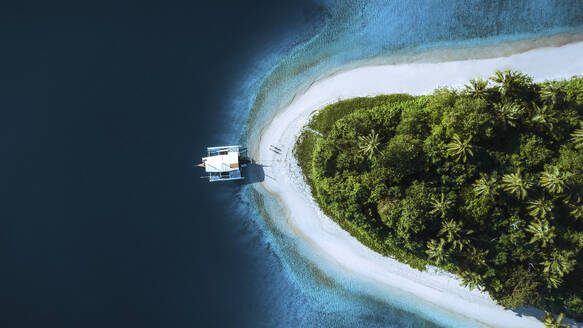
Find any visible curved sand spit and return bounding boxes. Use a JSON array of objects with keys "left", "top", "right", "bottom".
[{"left": 257, "top": 41, "right": 583, "bottom": 328}]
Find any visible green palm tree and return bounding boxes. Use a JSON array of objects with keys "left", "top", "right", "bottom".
[
  {"left": 467, "top": 247, "right": 489, "bottom": 268},
  {"left": 540, "top": 82, "right": 564, "bottom": 108},
  {"left": 570, "top": 122, "right": 583, "bottom": 149},
  {"left": 358, "top": 129, "right": 380, "bottom": 159},
  {"left": 493, "top": 102, "right": 520, "bottom": 128},
  {"left": 540, "top": 166, "right": 569, "bottom": 195},
  {"left": 526, "top": 197, "right": 554, "bottom": 219},
  {"left": 526, "top": 218, "right": 555, "bottom": 247},
  {"left": 460, "top": 270, "right": 483, "bottom": 291},
  {"left": 490, "top": 70, "right": 514, "bottom": 97},
  {"left": 473, "top": 173, "right": 499, "bottom": 200},
  {"left": 439, "top": 219, "right": 473, "bottom": 251},
  {"left": 426, "top": 238, "right": 447, "bottom": 264},
  {"left": 429, "top": 193, "right": 452, "bottom": 218},
  {"left": 440, "top": 219, "right": 462, "bottom": 242},
  {"left": 544, "top": 274, "right": 564, "bottom": 290},
  {"left": 464, "top": 78, "right": 489, "bottom": 99},
  {"left": 542, "top": 312, "right": 568, "bottom": 328},
  {"left": 541, "top": 251, "right": 575, "bottom": 279},
  {"left": 445, "top": 134, "right": 474, "bottom": 163},
  {"left": 531, "top": 103, "right": 557, "bottom": 131},
  {"left": 501, "top": 169, "right": 531, "bottom": 200},
  {"left": 490, "top": 69, "right": 530, "bottom": 98}
]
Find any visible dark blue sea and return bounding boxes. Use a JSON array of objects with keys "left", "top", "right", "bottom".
[{"left": 2, "top": 1, "right": 583, "bottom": 327}]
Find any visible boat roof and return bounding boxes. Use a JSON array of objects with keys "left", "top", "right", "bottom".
[
  {"left": 203, "top": 151, "right": 239, "bottom": 172},
  {"left": 208, "top": 145, "right": 240, "bottom": 152}
]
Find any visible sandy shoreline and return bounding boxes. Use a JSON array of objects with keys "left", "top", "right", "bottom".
[{"left": 256, "top": 41, "right": 583, "bottom": 327}]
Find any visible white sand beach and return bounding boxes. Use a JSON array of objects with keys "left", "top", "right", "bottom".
[{"left": 257, "top": 41, "right": 583, "bottom": 327}]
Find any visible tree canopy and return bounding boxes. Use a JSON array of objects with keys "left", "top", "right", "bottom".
[{"left": 293, "top": 72, "right": 583, "bottom": 321}]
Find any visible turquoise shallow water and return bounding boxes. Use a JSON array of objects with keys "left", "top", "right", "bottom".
[{"left": 226, "top": 1, "right": 583, "bottom": 327}]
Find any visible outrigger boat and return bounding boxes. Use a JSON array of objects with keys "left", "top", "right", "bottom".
[{"left": 195, "top": 145, "right": 249, "bottom": 182}]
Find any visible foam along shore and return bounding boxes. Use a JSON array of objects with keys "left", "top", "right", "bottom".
[{"left": 257, "top": 41, "right": 583, "bottom": 328}]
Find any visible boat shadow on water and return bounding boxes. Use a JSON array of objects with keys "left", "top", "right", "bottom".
[{"left": 239, "top": 160, "right": 265, "bottom": 185}]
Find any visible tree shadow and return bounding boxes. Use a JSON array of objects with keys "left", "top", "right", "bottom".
[
  {"left": 512, "top": 306, "right": 544, "bottom": 318},
  {"left": 512, "top": 306, "right": 583, "bottom": 327}
]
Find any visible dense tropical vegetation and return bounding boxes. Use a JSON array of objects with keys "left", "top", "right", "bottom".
[{"left": 294, "top": 71, "right": 583, "bottom": 322}]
